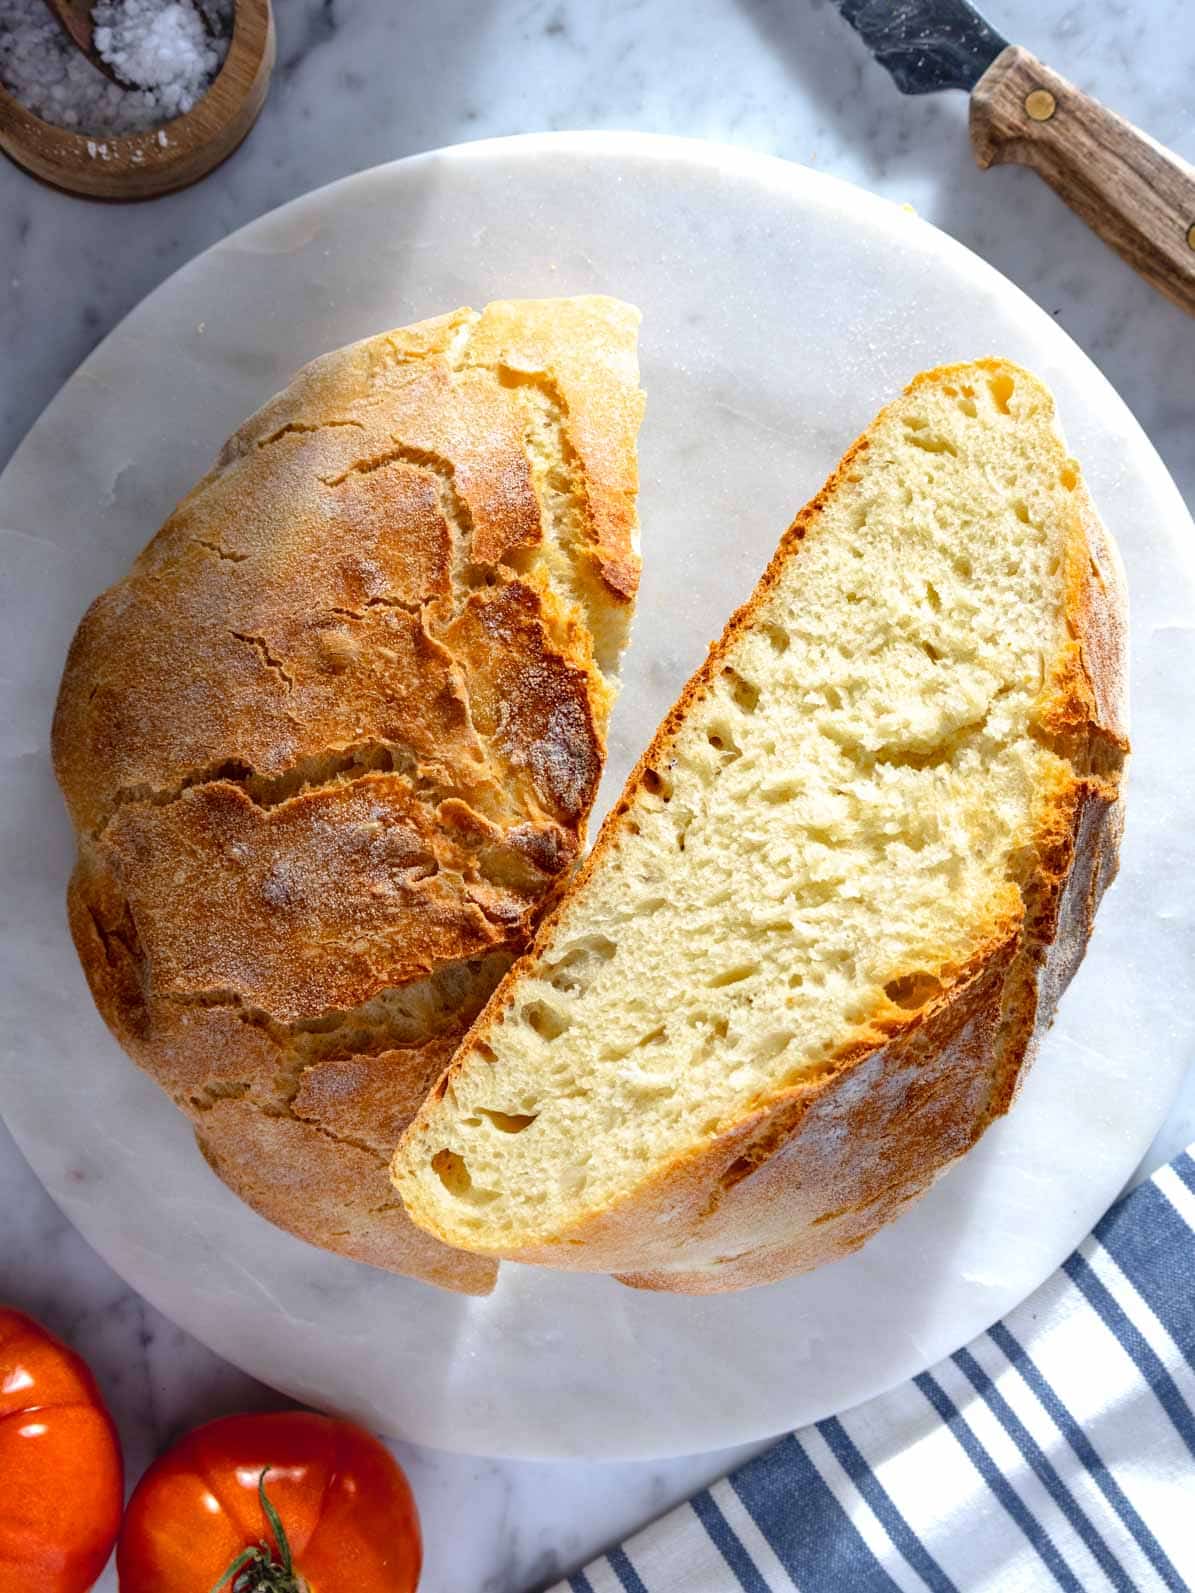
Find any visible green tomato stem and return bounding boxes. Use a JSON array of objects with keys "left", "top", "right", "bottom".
[{"left": 208, "top": 1469, "right": 307, "bottom": 1593}]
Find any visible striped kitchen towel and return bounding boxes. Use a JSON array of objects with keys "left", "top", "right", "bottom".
[{"left": 557, "top": 1146, "right": 1195, "bottom": 1592}]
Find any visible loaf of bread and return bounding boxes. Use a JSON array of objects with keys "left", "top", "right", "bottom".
[
  {"left": 53, "top": 296, "right": 645, "bottom": 1293},
  {"left": 392, "top": 360, "right": 1128, "bottom": 1293}
]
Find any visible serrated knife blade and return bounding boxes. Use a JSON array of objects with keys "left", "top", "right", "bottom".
[{"left": 826, "top": 0, "right": 1195, "bottom": 316}]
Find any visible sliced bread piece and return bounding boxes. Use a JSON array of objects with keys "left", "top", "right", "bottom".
[{"left": 391, "top": 360, "right": 1128, "bottom": 1293}]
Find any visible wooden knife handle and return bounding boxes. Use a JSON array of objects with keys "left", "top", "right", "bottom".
[{"left": 970, "top": 44, "right": 1195, "bottom": 316}]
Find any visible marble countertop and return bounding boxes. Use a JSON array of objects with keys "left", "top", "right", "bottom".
[{"left": 2, "top": 1, "right": 1193, "bottom": 1588}]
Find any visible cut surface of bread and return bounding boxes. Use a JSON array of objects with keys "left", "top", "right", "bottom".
[
  {"left": 392, "top": 360, "right": 1127, "bottom": 1292},
  {"left": 53, "top": 296, "right": 644, "bottom": 1292}
]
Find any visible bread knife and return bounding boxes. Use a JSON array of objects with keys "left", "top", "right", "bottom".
[{"left": 830, "top": 0, "right": 1195, "bottom": 316}]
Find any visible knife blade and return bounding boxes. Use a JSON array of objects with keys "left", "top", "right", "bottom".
[
  {"left": 828, "top": 0, "right": 1195, "bottom": 316},
  {"left": 834, "top": 0, "right": 1007, "bottom": 95}
]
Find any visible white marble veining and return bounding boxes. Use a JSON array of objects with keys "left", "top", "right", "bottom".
[{"left": 2, "top": 3, "right": 1193, "bottom": 1590}]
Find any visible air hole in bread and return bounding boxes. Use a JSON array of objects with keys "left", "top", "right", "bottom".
[
  {"left": 521, "top": 1000, "right": 571, "bottom": 1041},
  {"left": 883, "top": 971, "right": 944, "bottom": 1010},
  {"left": 761, "top": 776, "right": 801, "bottom": 804},
  {"left": 905, "top": 415, "right": 928, "bottom": 430},
  {"left": 475, "top": 1042, "right": 498, "bottom": 1065},
  {"left": 954, "top": 554, "right": 973, "bottom": 579},
  {"left": 824, "top": 685, "right": 843, "bottom": 710},
  {"left": 922, "top": 640, "right": 941, "bottom": 662},
  {"left": 636, "top": 896, "right": 669, "bottom": 915},
  {"left": 544, "top": 936, "right": 617, "bottom": 994},
  {"left": 706, "top": 723, "right": 741, "bottom": 760},
  {"left": 724, "top": 669, "right": 760, "bottom": 714},
  {"left": 1060, "top": 463, "right": 1079, "bottom": 490},
  {"left": 478, "top": 1107, "right": 538, "bottom": 1134},
  {"left": 755, "top": 1031, "right": 795, "bottom": 1063},
  {"left": 431, "top": 1148, "right": 498, "bottom": 1204},
  {"left": 762, "top": 623, "right": 790, "bottom": 654},
  {"left": 708, "top": 962, "right": 759, "bottom": 989},
  {"left": 642, "top": 767, "right": 673, "bottom": 801},
  {"left": 1012, "top": 499, "right": 1031, "bottom": 525},
  {"left": 924, "top": 581, "right": 942, "bottom": 612},
  {"left": 603, "top": 1026, "right": 667, "bottom": 1063},
  {"left": 957, "top": 397, "right": 978, "bottom": 418},
  {"left": 553, "top": 934, "right": 616, "bottom": 965},
  {"left": 907, "top": 432, "right": 959, "bottom": 457},
  {"left": 989, "top": 373, "right": 1015, "bottom": 414},
  {"left": 794, "top": 877, "right": 840, "bottom": 909}
]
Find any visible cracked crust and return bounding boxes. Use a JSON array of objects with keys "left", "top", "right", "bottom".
[{"left": 53, "top": 297, "right": 644, "bottom": 1291}]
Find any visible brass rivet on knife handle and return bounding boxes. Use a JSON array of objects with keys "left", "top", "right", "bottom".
[
  {"left": 970, "top": 43, "right": 1195, "bottom": 317},
  {"left": 1024, "top": 88, "right": 1056, "bottom": 122}
]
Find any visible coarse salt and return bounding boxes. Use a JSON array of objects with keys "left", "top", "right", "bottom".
[{"left": 0, "top": 0, "right": 232, "bottom": 137}]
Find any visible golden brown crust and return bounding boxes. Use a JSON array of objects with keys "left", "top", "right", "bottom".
[
  {"left": 53, "top": 298, "right": 643, "bottom": 1289},
  {"left": 193, "top": 1100, "right": 493, "bottom": 1291},
  {"left": 400, "top": 359, "right": 1127, "bottom": 1292},
  {"left": 618, "top": 937, "right": 1019, "bottom": 1291}
]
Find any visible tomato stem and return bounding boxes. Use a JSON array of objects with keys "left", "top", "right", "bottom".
[{"left": 208, "top": 1469, "right": 306, "bottom": 1593}]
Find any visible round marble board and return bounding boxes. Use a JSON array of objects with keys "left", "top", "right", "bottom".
[{"left": 3, "top": 133, "right": 1194, "bottom": 1461}]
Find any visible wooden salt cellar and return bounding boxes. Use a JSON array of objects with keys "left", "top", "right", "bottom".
[{"left": 0, "top": 0, "right": 274, "bottom": 200}]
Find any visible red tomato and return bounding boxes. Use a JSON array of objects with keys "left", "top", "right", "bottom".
[
  {"left": 117, "top": 1410, "right": 421, "bottom": 1592},
  {"left": 0, "top": 1306, "right": 124, "bottom": 1593}
]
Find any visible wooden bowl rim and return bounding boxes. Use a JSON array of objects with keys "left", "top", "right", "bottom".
[{"left": 0, "top": 0, "right": 271, "bottom": 180}]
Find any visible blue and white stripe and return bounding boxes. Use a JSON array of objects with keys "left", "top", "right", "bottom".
[{"left": 555, "top": 1145, "right": 1195, "bottom": 1592}]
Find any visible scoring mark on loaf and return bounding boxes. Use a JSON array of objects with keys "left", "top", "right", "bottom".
[
  {"left": 321, "top": 440, "right": 481, "bottom": 602},
  {"left": 230, "top": 630, "right": 294, "bottom": 691},
  {"left": 194, "top": 537, "right": 248, "bottom": 564},
  {"left": 255, "top": 418, "right": 366, "bottom": 450},
  {"left": 102, "top": 739, "right": 436, "bottom": 830}
]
